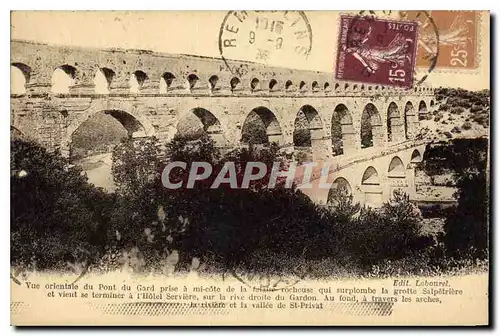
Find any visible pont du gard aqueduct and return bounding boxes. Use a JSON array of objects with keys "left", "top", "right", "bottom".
[{"left": 10, "top": 40, "right": 436, "bottom": 207}]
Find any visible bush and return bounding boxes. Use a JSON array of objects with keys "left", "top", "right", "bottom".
[
  {"left": 347, "top": 191, "right": 433, "bottom": 267},
  {"left": 462, "top": 121, "right": 472, "bottom": 130},
  {"left": 451, "top": 126, "right": 461, "bottom": 134},
  {"left": 450, "top": 106, "right": 464, "bottom": 114},
  {"left": 471, "top": 104, "right": 483, "bottom": 113},
  {"left": 11, "top": 140, "right": 113, "bottom": 271},
  {"left": 441, "top": 139, "right": 488, "bottom": 260}
]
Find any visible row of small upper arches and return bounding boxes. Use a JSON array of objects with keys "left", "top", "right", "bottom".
[{"left": 10, "top": 63, "right": 435, "bottom": 95}]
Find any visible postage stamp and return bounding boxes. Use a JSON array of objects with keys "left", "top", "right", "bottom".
[
  {"left": 335, "top": 15, "right": 419, "bottom": 88},
  {"left": 401, "top": 11, "right": 480, "bottom": 70}
]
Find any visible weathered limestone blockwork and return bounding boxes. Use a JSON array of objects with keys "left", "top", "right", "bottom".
[{"left": 11, "top": 40, "right": 435, "bottom": 206}]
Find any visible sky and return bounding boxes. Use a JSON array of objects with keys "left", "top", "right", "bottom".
[{"left": 10, "top": 11, "right": 490, "bottom": 90}]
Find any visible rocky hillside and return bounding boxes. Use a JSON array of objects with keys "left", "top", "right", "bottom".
[{"left": 419, "top": 88, "right": 490, "bottom": 141}]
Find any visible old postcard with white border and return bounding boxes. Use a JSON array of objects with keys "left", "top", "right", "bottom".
[{"left": 10, "top": 10, "right": 490, "bottom": 326}]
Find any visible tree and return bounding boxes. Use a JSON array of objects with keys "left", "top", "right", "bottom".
[
  {"left": 11, "top": 139, "right": 112, "bottom": 271},
  {"left": 111, "top": 137, "right": 163, "bottom": 197},
  {"left": 442, "top": 139, "right": 489, "bottom": 259}
]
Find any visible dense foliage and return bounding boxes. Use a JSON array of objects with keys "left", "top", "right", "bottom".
[{"left": 11, "top": 135, "right": 489, "bottom": 276}]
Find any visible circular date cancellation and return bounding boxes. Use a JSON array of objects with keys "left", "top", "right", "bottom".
[{"left": 219, "top": 10, "right": 313, "bottom": 77}]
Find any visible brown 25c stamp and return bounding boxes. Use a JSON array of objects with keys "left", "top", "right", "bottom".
[
  {"left": 335, "top": 15, "right": 419, "bottom": 88},
  {"left": 402, "top": 11, "right": 479, "bottom": 70}
]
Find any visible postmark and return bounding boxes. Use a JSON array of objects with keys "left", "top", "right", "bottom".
[
  {"left": 219, "top": 10, "right": 312, "bottom": 76},
  {"left": 401, "top": 10, "right": 480, "bottom": 71},
  {"left": 335, "top": 15, "right": 419, "bottom": 88}
]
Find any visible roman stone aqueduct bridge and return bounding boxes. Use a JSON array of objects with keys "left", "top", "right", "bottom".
[{"left": 11, "top": 40, "right": 435, "bottom": 206}]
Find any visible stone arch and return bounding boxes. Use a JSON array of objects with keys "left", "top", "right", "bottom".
[
  {"left": 387, "top": 102, "right": 404, "bottom": 143},
  {"left": 405, "top": 101, "right": 418, "bottom": 139},
  {"left": 331, "top": 104, "right": 354, "bottom": 156},
  {"left": 293, "top": 105, "right": 323, "bottom": 148},
  {"left": 250, "top": 78, "right": 260, "bottom": 92},
  {"left": 269, "top": 79, "right": 278, "bottom": 91},
  {"left": 419, "top": 100, "right": 427, "bottom": 113},
  {"left": 160, "top": 72, "right": 176, "bottom": 93},
  {"left": 230, "top": 77, "right": 240, "bottom": 91},
  {"left": 362, "top": 166, "right": 380, "bottom": 185},
  {"left": 129, "top": 70, "right": 148, "bottom": 93},
  {"left": 344, "top": 83, "right": 349, "bottom": 91},
  {"left": 187, "top": 74, "right": 199, "bottom": 90},
  {"left": 285, "top": 80, "right": 293, "bottom": 90},
  {"left": 208, "top": 75, "right": 219, "bottom": 91},
  {"left": 65, "top": 107, "right": 155, "bottom": 159},
  {"left": 430, "top": 100, "right": 435, "bottom": 106},
  {"left": 362, "top": 166, "right": 383, "bottom": 207},
  {"left": 63, "top": 101, "right": 156, "bottom": 157},
  {"left": 94, "top": 68, "right": 115, "bottom": 94},
  {"left": 311, "top": 81, "right": 319, "bottom": 91},
  {"left": 299, "top": 81, "right": 306, "bottom": 91},
  {"left": 410, "top": 149, "right": 422, "bottom": 163},
  {"left": 360, "top": 103, "right": 383, "bottom": 148},
  {"left": 176, "top": 107, "right": 226, "bottom": 146},
  {"left": 11, "top": 125, "right": 30, "bottom": 141},
  {"left": 324, "top": 82, "right": 330, "bottom": 91},
  {"left": 388, "top": 156, "right": 406, "bottom": 178},
  {"left": 241, "top": 106, "right": 282, "bottom": 145},
  {"left": 327, "top": 177, "right": 352, "bottom": 204},
  {"left": 11, "top": 63, "right": 31, "bottom": 95},
  {"left": 51, "top": 65, "right": 76, "bottom": 94}
]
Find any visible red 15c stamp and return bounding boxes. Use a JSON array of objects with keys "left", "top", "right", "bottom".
[{"left": 335, "top": 15, "right": 419, "bottom": 88}]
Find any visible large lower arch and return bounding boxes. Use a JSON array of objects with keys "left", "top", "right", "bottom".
[
  {"left": 293, "top": 105, "right": 327, "bottom": 161},
  {"left": 241, "top": 107, "right": 283, "bottom": 145},
  {"left": 360, "top": 104, "right": 383, "bottom": 148},
  {"left": 327, "top": 177, "right": 352, "bottom": 204},
  {"left": 404, "top": 101, "right": 418, "bottom": 139},
  {"left": 387, "top": 102, "right": 405, "bottom": 143},
  {"left": 176, "top": 107, "right": 226, "bottom": 146},
  {"left": 331, "top": 104, "right": 355, "bottom": 156},
  {"left": 63, "top": 102, "right": 156, "bottom": 158}
]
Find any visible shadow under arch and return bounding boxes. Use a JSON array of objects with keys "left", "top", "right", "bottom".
[
  {"left": 176, "top": 107, "right": 227, "bottom": 146},
  {"left": 387, "top": 102, "right": 404, "bottom": 143},
  {"left": 404, "top": 101, "right": 417, "bottom": 139},
  {"left": 63, "top": 102, "right": 156, "bottom": 157},
  {"left": 388, "top": 156, "right": 406, "bottom": 178},
  {"left": 241, "top": 106, "right": 282, "bottom": 145},
  {"left": 360, "top": 103, "right": 383, "bottom": 149},
  {"left": 293, "top": 105, "right": 323, "bottom": 147},
  {"left": 331, "top": 104, "right": 354, "bottom": 156},
  {"left": 361, "top": 166, "right": 380, "bottom": 185},
  {"left": 327, "top": 177, "right": 353, "bottom": 204},
  {"left": 410, "top": 149, "right": 423, "bottom": 163}
]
